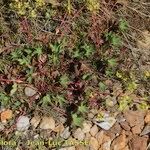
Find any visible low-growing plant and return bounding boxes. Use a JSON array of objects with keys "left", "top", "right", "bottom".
[
  {"left": 54, "top": 95, "right": 66, "bottom": 107},
  {"left": 67, "top": 0, "right": 72, "bottom": 14},
  {"left": 78, "top": 102, "right": 88, "bottom": 114},
  {"left": 98, "top": 82, "right": 107, "bottom": 92},
  {"left": 73, "top": 42, "right": 95, "bottom": 59},
  {"left": 49, "top": 41, "right": 65, "bottom": 66},
  {"left": 11, "top": 47, "right": 43, "bottom": 67},
  {"left": 86, "top": 0, "right": 100, "bottom": 13},
  {"left": 40, "top": 93, "right": 67, "bottom": 108},
  {"left": 119, "top": 95, "right": 132, "bottom": 111},
  {"left": 119, "top": 18, "right": 129, "bottom": 32},
  {"left": 71, "top": 113, "right": 84, "bottom": 127},
  {"left": 126, "top": 81, "right": 138, "bottom": 92},
  {"left": 26, "top": 66, "right": 35, "bottom": 83},
  {"left": 0, "top": 92, "right": 10, "bottom": 107},
  {"left": 40, "top": 94, "right": 52, "bottom": 107},
  {"left": 59, "top": 74, "right": 70, "bottom": 88},
  {"left": 10, "top": 83, "right": 18, "bottom": 96},
  {"left": 81, "top": 43, "right": 95, "bottom": 58},
  {"left": 82, "top": 73, "right": 92, "bottom": 80},
  {"left": 105, "top": 31, "right": 122, "bottom": 48},
  {"left": 137, "top": 101, "right": 149, "bottom": 110},
  {"left": 107, "top": 58, "right": 117, "bottom": 67}
]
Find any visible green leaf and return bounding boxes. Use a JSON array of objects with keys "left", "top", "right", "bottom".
[
  {"left": 73, "top": 50, "right": 82, "bottom": 58},
  {"left": 14, "top": 101, "right": 21, "bottom": 107},
  {"left": 0, "top": 93, "right": 10, "bottom": 107},
  {"left": 50, "top": 43, "right": 62, "bottom": 54},
  {"left": 55, "top": 95, "right": 66, "bottom": 107},
  {"left": 60, "top": 74, "right": 70, "bottom": 88},
  {"left": 10, "top": 83, "right": 18, "bottom": 96},
  {"left": 26, "top": 67, "right": 34, "bottom": 83},
  {"left": 99, "top": 82, "right": 107, "bottom": 92},
  {"left": 78, "top": 102, "right": 88, "bottom": 114},
  {"left": 41, "top": 94, "right": 52, "bottom": 106},
  {"left": 32, "top": 47, "right": 43, "bottom": 56},
  {"left": 72, "top": 113, "right": 84, "bottom": 127},
  {"left": 119, "top": 18, "right": 128, "bottom": 32},
  {"left": 82, "top": 73, "right": 92, "bottom": 80},
  {"left": 105, "top": 32, "right": 122, "bottom": 47},
  {"left": 108, "top": 58, "right": 117, "bottom": 67},
  {"left": 81, "top": 43, "right": 94, "bottom": 57},
  {"left": 105, "top": 69, "right": 114, "bottom": 77}
]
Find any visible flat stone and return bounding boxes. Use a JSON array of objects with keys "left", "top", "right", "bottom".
[
  {"left": 111, "top": 130, "right": 127, "bottom": 150},
  {"left": 73, "top": 128, "right": 85, "bottom": 141},
  {"left": 124, "top": 146, "right": 130, "bottom": 150},
  {"left": 24, "top": 87, "right": 37, "bottom": 97},
  {"left": 30, "top": 116, "right": 41, "bottom": 128},
  {"left": 89, "top": 137, "right": 99, "bottom": 150},
  {"left": 76, "top": 145, "right": 87, "bottom": 150},
  {"left": 88, "top": 113, "right": 95, "bottom": 119},
  {"left": 82, "top": 121, "right": 92, "bottom": 133},
  {"left": 101, "top": 140, "right": 111, "bottom": 150},
  {"left": 85, "top": 132, "right": 91, "bottom": 141},
  {"left": 125, "top": 131, "right": 133, "bottom": 141},
  {"left": 108, "top": 123, "right": 121, "bottom": 135},
  {"left": 123, "top": 110, "right": 146, "bottom": 127},
  {"left": 102, "top": 133, "right": 111, "bottom": 144},
  {"left": 90, "top": 125, "right": 99, "bottom": 137},
  {"left": 104, "top": 132, "right": 116, "bottom": 141},
  {"left": 96, "top": 131, "right": 104, "bottom": 146},
  {"left": 116, "top": 114, "right": 126, "bottom": 123},
  {"left": 145, "top": 111, "right": 150, "bottom": 123},
  {"left": 53, "top": 123, "right": 64, "bottom": 133},
  {"left": 60, "top": 127, "right": 71, "bottom": 139},
  {"left": 105, "top": 96, "right": 117, "bottom": 107},
  {"left": 132, "top": 125, "right": 143, "bottom": 135},
  {"left": 67, "top": 146, "right": 76, "bottom": 150},
  {"left": 130, "top": 136, "right": 148, "bottom": 150},
  {"left": 59, "top": 147, "right": 75, "bottom": 150},
  {"left": 95, "top": 116, "right": 116, "bottom": 130},
  {"left": 16, "top": 116, "right": 30, "bottom": 131},
  {"left": 90, "top": 109, "right": 98, "bottom": 115},
  {"left": 39, "top": 117, "right": 55, "bottom": 130},
  {"left": 120, "top": 121, "right": 130, "bottom": 131}
]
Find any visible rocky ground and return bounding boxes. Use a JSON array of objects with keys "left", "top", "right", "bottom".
[{"left": 1, "top": 107, "right": 149, "bottom": 150}]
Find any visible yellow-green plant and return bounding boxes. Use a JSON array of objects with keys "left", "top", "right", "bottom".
[
  {"left": 86, "top": 0, "right": 100, "bottom": 13},
  {"left": 10, "top": 0, "right": 46, "bottom": 17},
  {"left": 67, "top": 0, "right": 72, "bottom": 14},
  {"left": 126, "top": 81, "right": 138, "bottom": 92},
  {"left": 137, "top": 102, "right": 149, "bottom": 110},
  {"left": 119, "top": 95, "right": 132, "bottom": 111}
]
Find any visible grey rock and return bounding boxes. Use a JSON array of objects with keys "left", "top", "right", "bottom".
[
  {"left": 140, "top": 124, "right": 150, "bottom": 136},
  {"left": 39, "top": 117, "right": 55, "bottom": 130},
  {"left": 95, "top": 113, "right": 116, "bottom": 130},
  {"left": 16, "top": 116, "right": 30, "bottom": 131},
  {"left": 25, "top": 87, "right": 37, "bottom": 97},
  {"left": 60, "top": 127, "right": 71, "bottom": 139}
]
